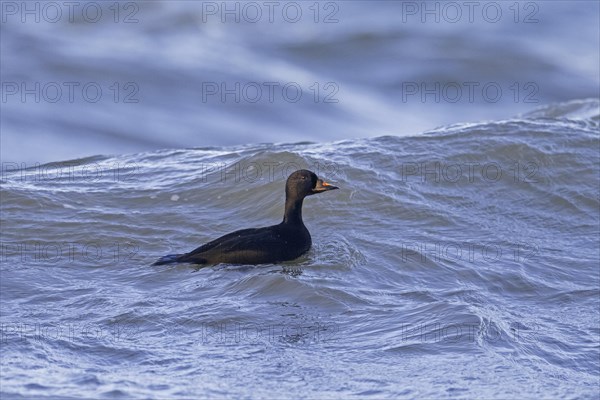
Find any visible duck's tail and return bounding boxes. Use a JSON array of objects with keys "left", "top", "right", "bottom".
[{"left": 152, "top": 254, "right": 184, "bottom": 266}]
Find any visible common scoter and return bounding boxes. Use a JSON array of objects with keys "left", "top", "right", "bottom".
[{"left": 152, "top": 169, "right": 338, "bottom": 266}]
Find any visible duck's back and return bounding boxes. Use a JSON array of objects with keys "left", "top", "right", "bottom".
[{"left": 178, "top": 223, "right": 311, "bottom": 265}]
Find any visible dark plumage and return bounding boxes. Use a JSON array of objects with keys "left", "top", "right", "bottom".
[{"left": 153, "top": 169, "right": 338, "bottom": 266}]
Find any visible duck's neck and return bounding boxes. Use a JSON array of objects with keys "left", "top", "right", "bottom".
[{"left": 283, "top": 196, "right": 305, "bottom": 225}]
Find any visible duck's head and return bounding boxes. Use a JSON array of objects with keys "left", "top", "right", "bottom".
[{"left": 286, "top": 169, "right": 339, "bottom": 200}]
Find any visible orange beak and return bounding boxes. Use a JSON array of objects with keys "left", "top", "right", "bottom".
[{"left": 312, "top": 178, "right": 339, "bottom": 194}]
